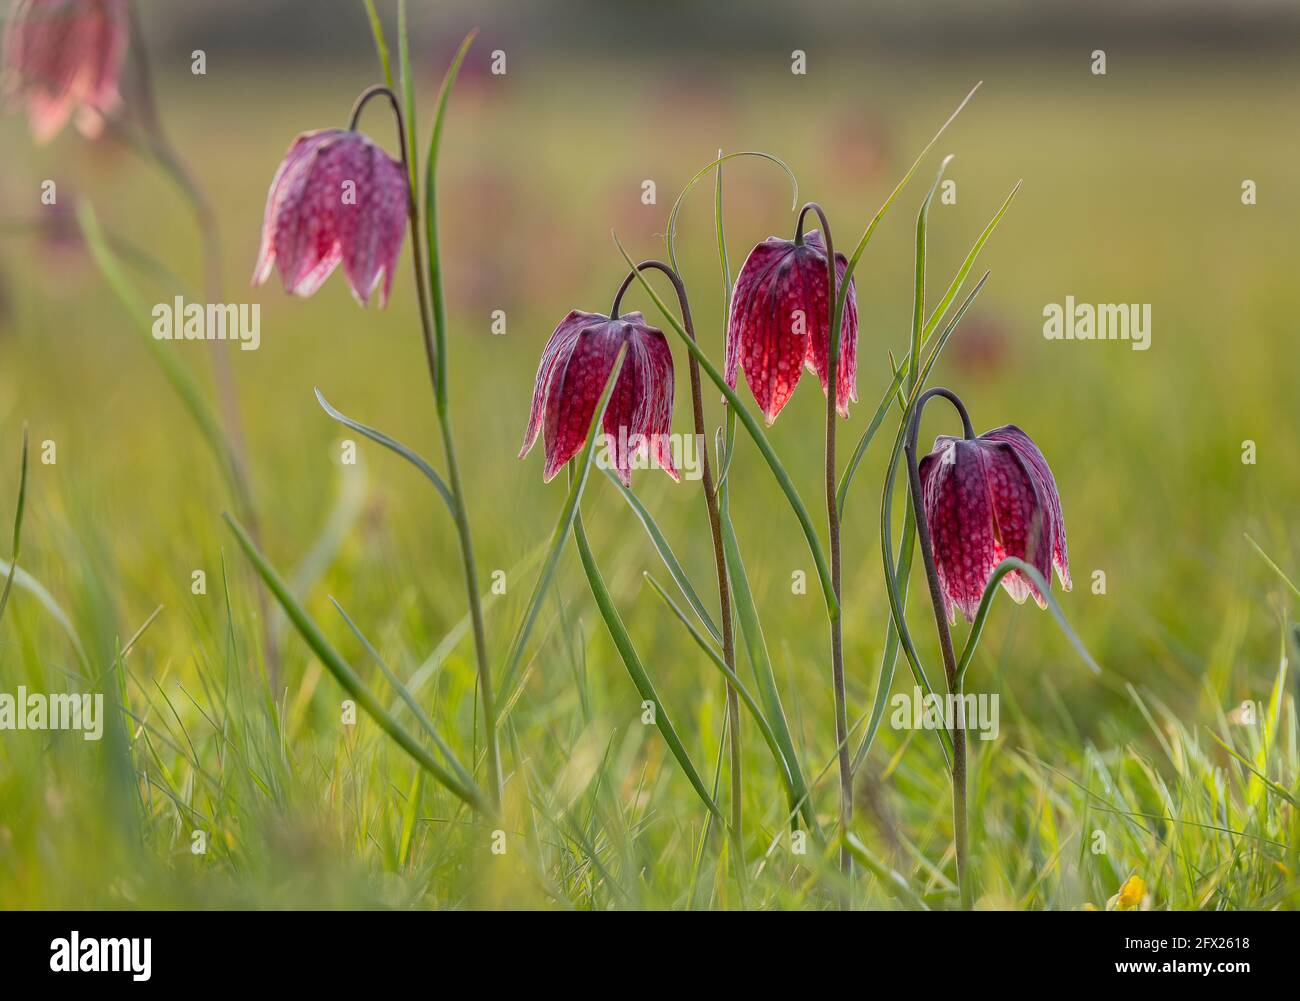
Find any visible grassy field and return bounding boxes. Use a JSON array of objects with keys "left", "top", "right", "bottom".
[{"left": 0, "top": 31, "right": 1297, "bottom": 909}]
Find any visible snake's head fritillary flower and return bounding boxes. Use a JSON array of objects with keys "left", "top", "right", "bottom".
[
  {"left": 919, "top": 424, "right": 1071, "bottom": 623},
  {"left": 252, "top": 129, "right": 408, "bottom": 307},
  {"left": 726, "top": 229, "right": 857, "bottom": 424},
  {"left": 3, "top": 0, "right": 128, "bottom": 143},
  {"left": 519, "top": 309, "right": 678, "bottom": 487}
]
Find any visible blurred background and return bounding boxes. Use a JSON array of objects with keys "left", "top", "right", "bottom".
[{"left": 0, "top": 0, "right": 1297, "bottom": 908}]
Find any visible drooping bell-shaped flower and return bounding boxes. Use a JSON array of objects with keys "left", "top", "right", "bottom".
[
  {"left": 3, "top": 0, "right": 128, "bottom": 143},
  {"left": 919, "top": 424, "right": 1071, "bottom": 622},
  {"left": 520, "top": 309, "right": 678, "bottom": 487},
  {"left": 726, "top": 229, "right": 857, "bottom": 424},
  {"left": 252, "top": 129, "right": 408, "bottom": 307}
]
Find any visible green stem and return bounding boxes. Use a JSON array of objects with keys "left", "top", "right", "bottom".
[
  {"left": 802, "top": 201, "right": 853, "bottom": 886},
  {"left": 353, "top": 82, "right": 502, "bottom": 808},
  {"left": 609, "top": 261, "right": 743, "bottom": 853},
  {"left": 415, "top": 35, "right": 499, "bottom": 804},
  {"left": 571, "top": 490, "right": 725, "bottom": 826},
  {"left": 903, "top": 387, "right": 976, "bottom": 909},
  {"left": 613, "top": 237, "right": 838, "bottom": 620}
]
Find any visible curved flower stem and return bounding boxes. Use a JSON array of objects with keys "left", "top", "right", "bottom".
[
  {"left": 796, "top": 201, "right": 853, "bottom": 889},
  {"left": 903, "top": 386, "right": 976, "bottom": 909},
  {"left": 355, "top": 85, "right": 501, "bottom": 808},
  {"left": 613, "top": 238, "right": 838, "bottom": 617},
  {"left": 610, "top": 260, "right": 745, "bottom": 870}
]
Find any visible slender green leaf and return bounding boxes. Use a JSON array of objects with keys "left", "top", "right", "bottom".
[
  {"left": 571, "top": 504, "right": 724, "bottom": 823},
  {"left": 423, "top": 29, "right": 476, "bottom": 408},
  {"left": 79, "top": 203, "right": 231, "bottom": 485},
  {"left": 719, "top": 496, "right": 818, "bottom": 833},
  {"left": 844, "top": 833, "right": 929, "bottom": 910},
  {"left": 330, "top": 596, "right": 478, "bottom": 794},
  {"left": 665, "top": 151, "right": 798, "bottom": 273},
  {"left": 837, "top": 178, "right": 1020, "bottom": 515},
  {"left": 224, "top": 512, "right": 491, "bottom": 814},
  {"left": 315, "top": 388, "right": 454, "bottom": 514},
  {"left": 643, "top": 572, "right": 795, "bottom": 799},
  {"left": 1207, "top": 731, "right": 1299, "bottom": 808},
  {"left": 909, "top": 155, "right": 955, "bottom": 384},
  {"left": 0, "top": 425, "right": 29, "bottom": 627},
  {"left": 916, "top": 180, "right": 1020, "bottom": 367},
  {"left": 835, "top": 82, "right": 981, "bottom": 320},
  {"left": 398, "top": 768, "right": 423, "bottom": 867},
  {"left": 714, "top": 148, "right": 733, "bottom": 327},
  {"left": 602, "top": 467, "right": 720, "bottom": 644},
  {"left": 613, "top": 236, "right": 837, "bottom": 619},
  {"left": 852, "top": 512, "right": 916, "bottom": 774},
  {"left": 954, "top": 557, "right": 1101, "bottom": 686},
  {"left": 1245, "top": 532, "right": 1300, "bottom": 600},
  {"left": 361, "top": 0, "right": 394, "bottom": 88},
  {"left": 498, "top": 346, "right": 628, "bottom": 704},
  {"left": 0, "top": 560, "right": 86, "bottom": 668},
  {"left": 397, "top": 0, "right": 418, "bottom": 195}
]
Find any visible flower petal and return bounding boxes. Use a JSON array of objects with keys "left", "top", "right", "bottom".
[
  {"left": 982, "top": 425, "right": 1071, "bottom": 590},
  {"left": 3, "top": 0, "right": 127, "bottom": 144},
  {"left": 614, "top": 317, "right": 677, "bottom": 484},
  {"left": 921, "top": 438, "right": 1000, "bottom": 622},
  {"left": 518, "top": 310, "right": 597, "bottom": 459},
  {"left": 340, "top": 137, "right": 409, "bottom": 307},
  {"left": 801, "top": 230, "right": 858, "bottom": 417},
  {"left": 542, "top": 319, "right": 624, "bottom": 482},
  {"left": 727, "top": 237, "right": 810, "bottom": 423},
  {"left": 980, "top": 439, "right": 1053, "bottom": 608}
]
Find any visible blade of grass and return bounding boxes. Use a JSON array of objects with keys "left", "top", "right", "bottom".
[
  {"left": 844, "top": 832, "right": 929, "bottom": 910},
  {"left": 1207, "top": 731, "right": 1299, "bottom": 808},
  {"left": 719, "top": 493, "right": 818, "bottom": 834},
  {"left": 0, "top": 559, "right": 89, "bottom": 670},
  {"left": 837, "top": 179, "right": 1020, "bottom": 515},
  {"left": 908, "top": 156, "right": 955, "bottom": 388},
  {"left": 665, "top": 150, "right": 798, "bottom": 273},
  {"left": 834, "top": 83, "right": 980, "bottom": 321},
  {"left": 330, "top": 596, "right": 478, "bottom": 794},
  {"left": 613, "top": 236, "right": 837, "bottom": 619},
  {"left": 853, "top": 176, "right": 983, "bottom": 774},
  {"left": 361, "top": 0, "right": 394, "bottom": 89},
  {"left": 1245, "top": 532, "right": 1300, "bottom": 600},
  {"left": 643, "top": 572, "right": 795, "bottom": 799},
  {"left": 498, "top": 346, "right": 628, "bottom": 705},
  {"left": 0, "top": 425, "right": 29, "bottom": 627},
  {"left": 602, "top": 467, "right": 720, "bottom": 644},
  {"left": 571, "top": 502, "right": 724, "bottom": 824},
  {"left": 224, "top": 512, "right": 491, "bottom": 814},
  {"left": 423, "top": 28, "right": 476, "bottom": 408},
  {"left": 851, "top": 513, "right": 916, "bottom": 775},
  {"left": 688, "top": 710, "right": 730, "bottom": 909},
  {"left": 79, "top": 203, "right": 231, "bottom": 485}
]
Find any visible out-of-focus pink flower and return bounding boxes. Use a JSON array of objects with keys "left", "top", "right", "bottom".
[
  {"left": 919, "top": 424, "right": 1070, "bottom": 622},
  {"left": 3, "top": 0, "right": 128, "bottom": 143},
  {"left": 252, "top": 129, "right": 408, "bottom": 307},
  {"left": 726, "top": 230, "right": 857, "bottom": 424},
  {"left": 520, "top": 309, "right": 677, "bottom": 486}
]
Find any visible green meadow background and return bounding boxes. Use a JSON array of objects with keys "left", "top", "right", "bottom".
[{"left": 0, "top": 0, "right": 1297, "bottom": 908}]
